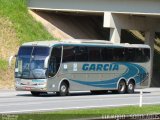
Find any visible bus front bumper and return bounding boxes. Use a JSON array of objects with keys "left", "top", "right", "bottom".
[
  {"left": 15, "top": 84, "right": 47, "bottom": 92},
  {"left": 15, "top": 78, "right": 48, "bottom": 92}
]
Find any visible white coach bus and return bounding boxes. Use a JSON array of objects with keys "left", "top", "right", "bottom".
[{"left": 9, "top": 40, "right": 151, "bottom": 96}]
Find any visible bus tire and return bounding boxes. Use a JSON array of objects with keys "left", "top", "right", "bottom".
[
  {"left": 59, "top": 82, "right": 69, "bottom": 96},
  {"left": 127, "top": 81, "right": 135, "bottom": 94},
  {"left": 118, "top": 80, "right": 126, "bottom": 94}
]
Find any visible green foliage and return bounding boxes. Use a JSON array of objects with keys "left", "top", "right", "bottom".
[
  {"left": 0, "top": 59, "right": 7, "bottom": 70},
  {"left": 0, "top": 0, "right": 54, "bottom": 44},
  {"left": 0, "top": 0, "right": 55, "bottom": 70},
  {"left": 53, "top": 105, "right": 160, "bottom": 115}
]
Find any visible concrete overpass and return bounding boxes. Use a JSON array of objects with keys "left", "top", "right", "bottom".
[
  {"left": 28, "top": 0, "right": 160, "bottom": 43},
  {"left": 28, "top": 0, "right": 160, "bottom": 14},
  {"left": 28, "top": 0, "right": 160, "bottom": 86}
]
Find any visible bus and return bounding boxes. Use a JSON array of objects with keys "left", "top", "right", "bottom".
[{"left": 9, "top": 39, "right": 151, "bottom": 96}]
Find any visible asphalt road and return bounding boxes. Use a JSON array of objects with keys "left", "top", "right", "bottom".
[{"left": 0, "top": 88, "right": 160, "bottom": 114}]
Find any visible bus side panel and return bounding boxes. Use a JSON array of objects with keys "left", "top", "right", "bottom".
[
  {"left": 47, "top": 62, "right": 150, "bottom": 92},
  {"left": 58, "top": 62, "right": 126, "bottom": 91},
  {"left": 134, "top": 62, "right": 151, "bottom": 89}
]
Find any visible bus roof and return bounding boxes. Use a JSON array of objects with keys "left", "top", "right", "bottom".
[{"left": 22, "top": 39, "right": 150, "bottom": 48}]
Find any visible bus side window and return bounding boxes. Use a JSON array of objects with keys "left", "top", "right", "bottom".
[
  {"left": 125, "top": 48, "right": 135, "bottom": 62},
  {"left": 75, "top": 46, "right": 88, "bottom": 61},
  {"left": 63, "top": 46, "right": 75, "bottom": 62},
  {"left": 101, "top": 47, "right": 113, "bottom": 62},
  {"left": 113, "top": 48, "right": 125, "bottom": 62},
  {"left": 48, "top": 46, "right": 62, "bottom": 77},
  {"left": 135, "top": 48, "right": 142, "bottom": 62},
  {"left": 135, "top": 48, "right": 150, "bottom": 62},
  {"left": 88, "top": 47, "right": 101, "bottom": 62},
  {"left": 144, "top": 48, "right": 150, "bottom": 62}
]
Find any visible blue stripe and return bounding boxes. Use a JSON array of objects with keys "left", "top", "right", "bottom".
[{"left": 70, "top": 63, "right": 148, "bottom": 88}]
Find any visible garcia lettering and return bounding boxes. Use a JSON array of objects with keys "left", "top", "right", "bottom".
[{"left": 82, "top": 64, "right": 119, "bottom": 71}]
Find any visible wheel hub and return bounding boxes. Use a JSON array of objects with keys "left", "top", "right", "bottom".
[
  {"left": 61, "top": 85, "right": 66, "bottom": 92},
  {"left": 128, "top": 84, "right": 133, "bottom": 90}
]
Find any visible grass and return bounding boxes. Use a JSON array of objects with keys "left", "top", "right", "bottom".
[
  {"left": 0, "top": 0, "right": 54, "bottom": 44},
  {"left": 8, "top": 105, "right": 160, "bottom": 120},
  {"left": 0, "top": 0, "right": 55, "bottom": 88},
  {"left": 0, "top": 59, "right": 7, "bottom": 70}
]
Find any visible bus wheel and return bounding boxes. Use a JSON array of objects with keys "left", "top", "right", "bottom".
[
  {"left": 127, "top": 81, "right": 135, "bottom": 94},
  {"left": 31, "top": 91, "right": 40, "bottom": 96},
  {"left": 118, "top": 80, "right": 126, "bottom": 94},
  {"left": 59, "top": 82, "right": 69, "bottom": 96}
]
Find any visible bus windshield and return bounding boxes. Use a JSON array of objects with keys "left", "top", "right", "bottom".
[{"left": 15, "top": 46, "right": 50, "bottom": 79}]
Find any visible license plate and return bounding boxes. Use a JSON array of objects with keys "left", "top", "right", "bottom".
[{"left": 25, "top": 87, "right": 31, "bottom": 90}]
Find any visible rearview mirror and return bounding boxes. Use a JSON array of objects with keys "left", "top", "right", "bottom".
[
  {"left": 9, "top": 56, "right": 14, "bottom": 67},
  {"left": 44, "top": 56, "right": 49, "bottom": 69},
  {"left": 9, "top": 55, "right": 17, "bottom": 67}
]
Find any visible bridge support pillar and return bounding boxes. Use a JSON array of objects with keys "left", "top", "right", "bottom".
[
  {"left": 145, "top": 31, "right": 155, "bottom": 54},
  {"left": 103, "top": 12, "right": 122, "bottom": 43},
  {"left": 145, "top": 31, "right": 155, "bottom": 84},
  {"left": 110, "top": 28, "right": 121, "bottom": 43}
]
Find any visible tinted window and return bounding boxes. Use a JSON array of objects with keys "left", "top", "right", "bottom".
[
  {"left": 135, "top": 48, "right": 150, "bottom": 62},
  {"left": 48, "top": 46, "right": 62, "bottom": 77},
  {"left": 125, "top": 48, "right": 135, "bottom": 61},
  {"left": 101, "top": 47, "right": 113, "bottom": 61},
  {"left": 18, "top": 46, "right": 32, "bottom": 56},
  {"left": 144, "top": 48, "right": 150, "bottom": 62},
  {"left": 63, "top": 46, "right": 75, "bottom": 62},
  {"left": 113, "top": 48, "right": 125, "bottom": 61},
  {"left": 51, "top": 46, "right": 62, "bottom": 58},
  {"left": 101, "top": 47, "right": 150, "bottom": 62},
  {"left": 88, "top": 47, "right": 101, "bottom": 61},
  {"left": 33, "top": 47, "right": 49, "bottom": 56},
  {"left": 61, "top": 45, "right": 150, "bottom": 63},
  {"left": 18, "top": 46, "right": 49, "bottom": 56},
  {"left": 75, "top": 46, "right": 88, "bottom": 61}
]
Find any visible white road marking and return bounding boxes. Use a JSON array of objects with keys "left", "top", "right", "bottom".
[
  {"left": 0, "top": 95, "right": 158, "bottom": 107},
  {"left": 1, "top": 89, "right": 160, "bottom": 114}
]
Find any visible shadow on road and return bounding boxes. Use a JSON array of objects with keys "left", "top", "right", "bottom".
[{"left": 16, "top": 91, "right": 151, "bottom": 97}]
